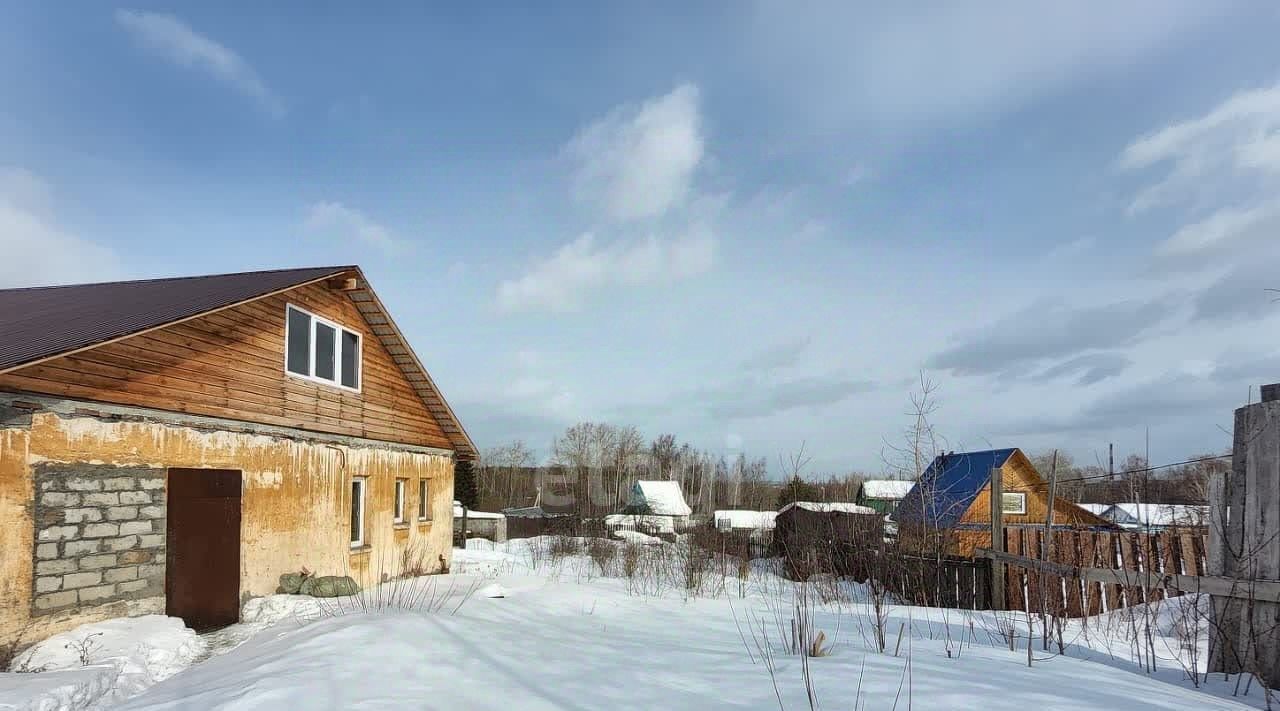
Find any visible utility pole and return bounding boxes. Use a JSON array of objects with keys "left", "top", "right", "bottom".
[
  {"left": 1043, "top": 450, "right": 1059, "bottom": 561},
  {"left": 990, "top": 466, "right": 1006, "bottom": 610},
  {"left": 1108, "top": 443, "right": 1114, "bottom": 482}
]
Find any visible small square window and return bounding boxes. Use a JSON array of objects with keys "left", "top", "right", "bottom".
[
  {"left": 1001, "top": 492, "right": 1027, "bottom": 516},
  {"left": 284, "top": 304, "right": 361, "bottom": 392}
]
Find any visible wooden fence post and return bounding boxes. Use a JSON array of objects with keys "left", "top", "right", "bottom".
[{"left": 991, "top": 466, "right": 1006, "bottom": 610}]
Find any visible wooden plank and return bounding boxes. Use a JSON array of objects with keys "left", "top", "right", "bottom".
[
  {"left": 1063, "top": 531, "right": 1084, "bottom": 617},
  {"left": 1080, "top": 531, "right": 1103, "bottom": 616}
]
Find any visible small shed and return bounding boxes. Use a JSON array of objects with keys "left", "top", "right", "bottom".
[
  {"left": 855, "top": 480, "right": 915, "bottom": 515},
  {"left": 624, "top": 480, "right": 692, "bottom": 518},
  {"left": 453, "top": 503, "right": 507, "bottom": 543},
  {"left": 895, "top": 448, "right": 1113, "bottom": 556},
  {"left": 774, "top": 502, "right": 883, "bottom": 578}
]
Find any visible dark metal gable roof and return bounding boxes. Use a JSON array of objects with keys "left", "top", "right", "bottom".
[
  {"left": 0, "top": 266, "right": 352, "bottom": 372},
  {"left": 895, "top": 448, "right": 1018, "bottom": 528}
]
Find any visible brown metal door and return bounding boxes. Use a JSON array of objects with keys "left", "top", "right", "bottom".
[{"left": 166, "top": 468, "right": 242, "bottom": 631}]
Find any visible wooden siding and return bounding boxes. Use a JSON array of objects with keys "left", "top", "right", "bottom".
[
  {"left": 950, "top": 451, "right": 1112, "bottom": 556},
  {"left": 0, "top": 282, "right": 452, "bottom": 449}
]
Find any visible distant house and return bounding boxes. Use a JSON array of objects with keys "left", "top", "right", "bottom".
[
  {"left": 624, "top": 480, "right": 692, "bottom": 518},
  {"left": 855, "top": 480, "right": 915, "bottom": 515},
  {"left": 1101, "top": 503, "right": 1209, "bottom": 531},
  {"left": 895, "top": 448, "right": 1113, "bottom": 556}
]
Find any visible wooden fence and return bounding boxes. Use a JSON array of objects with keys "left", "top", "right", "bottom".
[{"left": 997, "top": 527, "right": 1207, "bottom": 616}]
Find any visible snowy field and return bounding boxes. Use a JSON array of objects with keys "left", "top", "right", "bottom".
[{"left": 2, "top": 536, "right": 1273, "bottom": 710}]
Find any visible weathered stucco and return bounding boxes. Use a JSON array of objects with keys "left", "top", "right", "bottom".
[{"left": 1, "top": 401, "right": 454, "bottom": 647}]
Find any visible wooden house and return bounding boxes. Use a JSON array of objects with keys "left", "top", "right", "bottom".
[
  {"left": 0, "top": 266, "right": 475, "bottom": 645},
  {"left": 774, "top": 502, "right": 882, "bottom": 579},
  {"left": 895, "top": 448, "right": 1112, "bottom": 556},
  {"left": 855, "top": 480, "right": 915, "bottom": 515}
]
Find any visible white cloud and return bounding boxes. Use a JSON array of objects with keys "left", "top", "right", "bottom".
[
  {"left": 751, "top": 2, "right": 1226, "bottom": 132},
  {"left": 1120, "top": 78, "right": 1280, "bottom": 270},
  {"left": 303, "top": 202, "right": 399, "bottom": 252},
  {"left": 0, "top": 168, "right": 120, "bottom": 288},
  {"left": 496, "top": 229, "right": 715, "bottom": 312},
  {"left": 565, "top": 83, "right": 703, "bottom": 221},
  {"left": 1157, "top": 199, "right": 1280, "bottom": 257},
  {"left": 116, "top": 9, "right": 283, "bottom": 117}
]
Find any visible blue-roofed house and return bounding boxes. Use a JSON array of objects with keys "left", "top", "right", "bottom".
[{"left": 896, "top": 448, "right": 1112, "bottom": 556}]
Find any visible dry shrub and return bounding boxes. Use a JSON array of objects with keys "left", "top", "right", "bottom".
[
  {"left": 549, "top": 534, "right": 581, "bottom": 560},
  {"left": 622, "top": 543, "right": 642, "bottom": 579},
  {"left": 587, "top": 537, "right": 617, "bottom": 575}
]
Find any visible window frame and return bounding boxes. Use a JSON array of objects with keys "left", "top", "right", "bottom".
[
  {"left": 418, "top": 479, "right": 431, "bottom": 521},
  {"left": 394, "top": 479, "right": 407, "bottom": 524},
  {"left": 1001, "top": 492, "right": 1027, "bottom": 516},
  {"left": 350, "top": 477, "right": 368, "bottom": 548},
  {"left": 283, "top": 304, "right": 363, "bottom": 393}
]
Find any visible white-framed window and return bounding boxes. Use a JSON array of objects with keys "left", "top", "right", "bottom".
[
  {"left": 285, "top": 304, "right": 362, "bottom": 391},
  {"left": 350, "top": 477, "right": 367, "bottom": 548},
  {"left": 1001, "top": 492, "right": 1027, "bottom": 516},
  {"left": 394, "top": 479, "right": 407, "bottom": 524},
  {"left": 418, "top": 479, "right": 431, "bottom": 521}
]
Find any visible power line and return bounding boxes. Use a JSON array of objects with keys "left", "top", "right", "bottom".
[{"left": 995, "top": 454, "right": 1231, "bottom": 495}]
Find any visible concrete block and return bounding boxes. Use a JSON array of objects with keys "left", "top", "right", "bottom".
[
  {"left": 120, "top": 521, "right": 152, "bottom": 535},
  {"left": 79, "top": 554, "right": 118, "bottom": 570},
  {"left": 139, "top": 534, "right": 165, "bottom": 549},
  {"left": 63, "top": 571, "right": 102, "bottom": 589},
  {"left": 35, "top": 576, "right": 62, "bottom": 593},
  {"left": 41, "top": 492, "right": 80, "bottom": 507},
  {"left": 39, "top": 526, "right": 78, "bottom": 541},
  {"left": 65, "top": 478, "right": 103, "bottom": 492},
  {"left": 120, "top": 550, "right": 154, "bottom": 565},
  {"left": 117, "top": 579, "right": 149, "bottom": 594},
  {"left": 139, "top": 478, "right": 165, "bottom": 490},
  {"left": 120, "top": 491, "right": 151, "bottom": 505},
  {"left": 104, "top": 567, "right": 138, "bottom": 584},
  {"left": 83, "top": 493, "right": 120, "bottom": 506},
  {"left": 138, "top": 505, "right": 165, "bottom": 519},
  {"left": 137, "top": 564, "right": 164, "bottom": 580},
  {"left": 82, "top": 523, "right": 120, "bottom": 538},
  {"left": 36, "top": 559, "right": 76, "bottom": 575},
  {"left": 64, "top": 507, "right": 103, "bottom": 524},
  {"left": 106, "top": 535, "right": 139, "bottom": 551},
  {"left": 78, "top": 585, "right": 117, "bottom": 602},
  {"left": 65, "top": 540, "right": 105, "bottom": 556},
  {"left": 34, "top": 591, "right": 77, "bottom": 610},
  {"left": 107, "top": 506, "right": 139, "bottom": 521},
  {"left": 36, "top": 543, "right": 60, "bottom": 560},
  {"left": 103, "top": 477, "right": 136, "bottom": 491}
]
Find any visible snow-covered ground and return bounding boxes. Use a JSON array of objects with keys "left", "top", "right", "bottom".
[{"left": 3, "top": 536, "right": 1274, "bottom": 710}]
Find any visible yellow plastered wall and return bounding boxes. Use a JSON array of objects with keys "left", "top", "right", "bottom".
[{"left": 1, "top": 411, "right": 454, "bottom": 647}]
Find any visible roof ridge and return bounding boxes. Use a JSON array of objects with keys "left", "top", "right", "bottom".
[{"left": 0, "top": 265, "right": 357, "bottom": 294}]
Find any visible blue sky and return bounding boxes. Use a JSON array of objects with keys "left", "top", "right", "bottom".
[{"left": 4, "top": 2, "right": 1280, "bottom": 474}]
